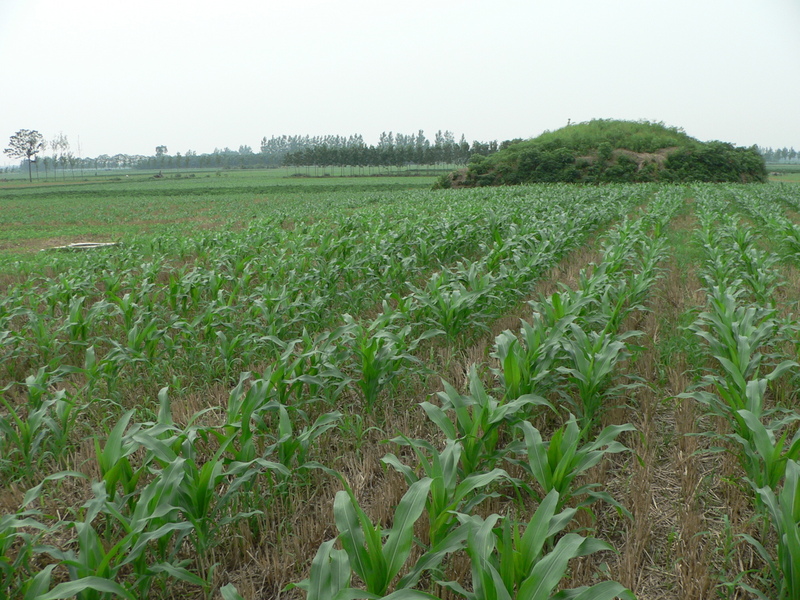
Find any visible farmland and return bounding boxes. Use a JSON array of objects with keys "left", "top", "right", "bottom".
[{"left": 2, "top": 174, "right": 800, "bottom": 600}]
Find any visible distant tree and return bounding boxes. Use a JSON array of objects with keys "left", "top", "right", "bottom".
[
  {"left": 4, "top": 129, "right": 46, "bottom": 182},
  {"left": 50, "top": 133, "right": 71, "bottom": 180},
  {"left": 42, "top": 155, "right": 52, "bottom": 179},
  {"left": 155, "top": 145, "right": 168, "bottom": 169},
  {"left": 458, "top": 134, "right": 471, "bottom": 164},
  {"left": 51, "top": 133, "right": 63, "bottom": 179}
]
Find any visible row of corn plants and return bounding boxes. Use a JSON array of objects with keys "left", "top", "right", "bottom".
[
  {"left": 685, "top": 188, "right": 800, "bottom": 599},
  {"left": 281, "top": 193, "right": 682, "bottom": 599},
  {"left": 718, "top": 183, "right": 800, "bottom": 267}
]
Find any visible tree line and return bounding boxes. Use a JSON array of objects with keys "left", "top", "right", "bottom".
[
  {"left": 12, "top": 126, "right": 791, "bottom": 181},
  {"left": 4, "top": 129, "right": 502, "bottom": 180},
  {"left": 756, "top": 145, "right": 799, "bottom": 163}
]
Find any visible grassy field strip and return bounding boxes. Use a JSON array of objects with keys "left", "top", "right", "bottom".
[{"left": 681, "top": 190, "right": 800, "bottom": 599}]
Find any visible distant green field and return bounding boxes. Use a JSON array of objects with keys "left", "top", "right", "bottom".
[
  {"left": 0, "top": 163, "right": 455, "bottom": 184},
  {"left": 0, "top": 169, "right": 440, "bottom": 256},
  {"left": 766, "top": 163, "right": 800, "bottom": 182},
  {"left": 766, "top": 162, "right": 800, "bottom": 172}
]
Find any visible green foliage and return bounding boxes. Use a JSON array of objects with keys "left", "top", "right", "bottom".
[
  {"left": 383, "top": 437, "right": 509, "bottom": 546},
  {"left": 294, "top": 475, "right": 457, "bottom": 599},
  {"left": 441, "top": 490, "right": 635, "bottom": 600},
  {"left": 556, "top": 324, "right": 639, "bottom": 430},
  {"left": 533, "top": 119, "right": 695, "bottom": 154},
  {"left": 741, "top": 460, "right": 800, "bottom": 600},
  {"left": 424, "top": 367, "right": 553, "bottom": 476},
  {"left": 510, "top": 416, "right": 634, "bottom": 515},
  {"left": 664, "top": 141, "right": 768, "bottom": 183},
  {"left": 452, "top": 119, "right": 766, "bottom": 186},
  {"left": 491, "top": 315, "right": 567, "bottom": 402}
]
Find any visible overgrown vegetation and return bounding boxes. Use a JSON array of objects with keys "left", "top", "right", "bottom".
[{"left": 437, "top": 120, "right": 767, "bottom": 187}]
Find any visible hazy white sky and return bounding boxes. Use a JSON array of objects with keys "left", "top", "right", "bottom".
[{"left": 1, "top": 0, "right": 799, "bottom": 163}]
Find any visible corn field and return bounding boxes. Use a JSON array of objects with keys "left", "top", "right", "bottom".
[{"left": 2, "top": 182, "right": 800, "bottom": 599}]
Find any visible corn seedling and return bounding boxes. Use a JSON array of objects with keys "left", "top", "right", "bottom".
[
  {"left": 383, "top": 437, "right": 509, "bottom": 546},
  {"left": 741, "top": 460, "right": 800, "bottom": 600},
  {"left": 509, "top": 417, "right": 635, "bottom": 518},
  {"left": 94, "top": 410, "right": 146, "bottom": 504},
  {"left": 492, "top": 315, "right": 569, "bottom": 401},
  {"left": 37, "top": 473, "right": 204, "bottom": 600},
  {"left": 1, "top": 512, "right": 48, "bottom": 599},
  {"left": 342, "top": 313, "right": 431, "bottom": 413},
  {"left": 530, "top": 289, "right": 594, "bottom": 331},
  {"left": 685, "top": 286, "right": 795, "bottom": 439},
  {"left": 409, "top": 269, "right": 496, "bottom": 343},
  {"left": 265, "top": 402, "right": 343, "bottom": 473},
  {"left": 333, "top": 475, "right": 432, "bottom": 595},
  {"left": 728, "top": 409, "right": 800, "bottom": 493},
  {"left": 298, "top": 474, "right": 460, "bottom": 598},
  {"left": 557, "top": 323, "right": 640, "bottom": 430},
  {"left": 441, "top": 490, "right": 635, "bottom": 600},
  {"left": 425, "top": 367, "right": 553, "bottom": 476},
  {"left": 0, "top": 384, "right": 80, "bottom": 481}
]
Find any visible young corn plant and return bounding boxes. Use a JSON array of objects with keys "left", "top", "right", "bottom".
[
  {"left": 508, "top": 416, "right": 635, "bottom": 518},
  {"left": 0, "top": 380, "right": 80, "bottom": 481},
  {"left": 224, "top": 372, "right": 343, "bottom": 471},
  {"left": 739, "top": 247, "right": 781, "bottom": 307},
  {"left": 383, "top": 437, "right": 509, "bottom": 547},
  {"left": 259, "top": 330, "right": 352, "bottom": 406},
  {"left": 37, "top": 513, "right": 139, "bottom": 600},
  {"left": 1, "top": 512, "right": 48, "bottom": 600},
  {"left": 557, "top": 323, "right": 640, "bottom": 431},
  {"left": 224, "top": 373, "right": 268, "bottom": 463},
  {"left": 685, "top": 286, "right": 795, "bottom": 437},
  {"left": 264, "top": 402, "right": 343, "bottom": 474},
  {"left": 741, "top": 460, "right": 800, "bottom": 600},
  {"left": 342, "top": 313, "right": 434, "bottom": 413},
  {"left": 294, "top": 475, "right": 459, "bottom": 599},
  {"left": 409, "top": 270, "right": 495, "bottom": 343},
  {"left": 530, "top": 288, "right": 594, "bottom": 332},
  {"left": 26, "top": 312, "right": 65, "bottom": 368},
  {"left": 94, "top": 410, "right": 147, "bottom": 505},
  {"left": 728, "top": 409, "right": 800, "bottom": 493},
  {"left": 295, "top": 326, "right": 354, "bottom": 404},
  {"left": 424, "top": 367, "right": 553, "bottom": 477},
  {"left": 689, "top": 287, "right": 787, "bottom": 393},
  {"left": 131, "top": 426, "right": 289, "bottom": 580},
  {"left": 36, "top": 473, "right": 204, "bottom": 600},
  {"left": 333, "top": 476, "right": 431, "bottom": 596},
  {"left": 491, "top": 315, "right": 569, "bottom": 402},
  {"left": 441, "top": 490, "right": 635, "bottom": 600},
  {"left": 214, "top": 330, "right": 257, "bottom": 384},
  {"left": 289, "top": 538, "right": 352, "bottom": 600}
]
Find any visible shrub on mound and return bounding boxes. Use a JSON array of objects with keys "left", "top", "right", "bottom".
[{"left": 436, "top": 119, "right": 767, "bottom": 188}]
